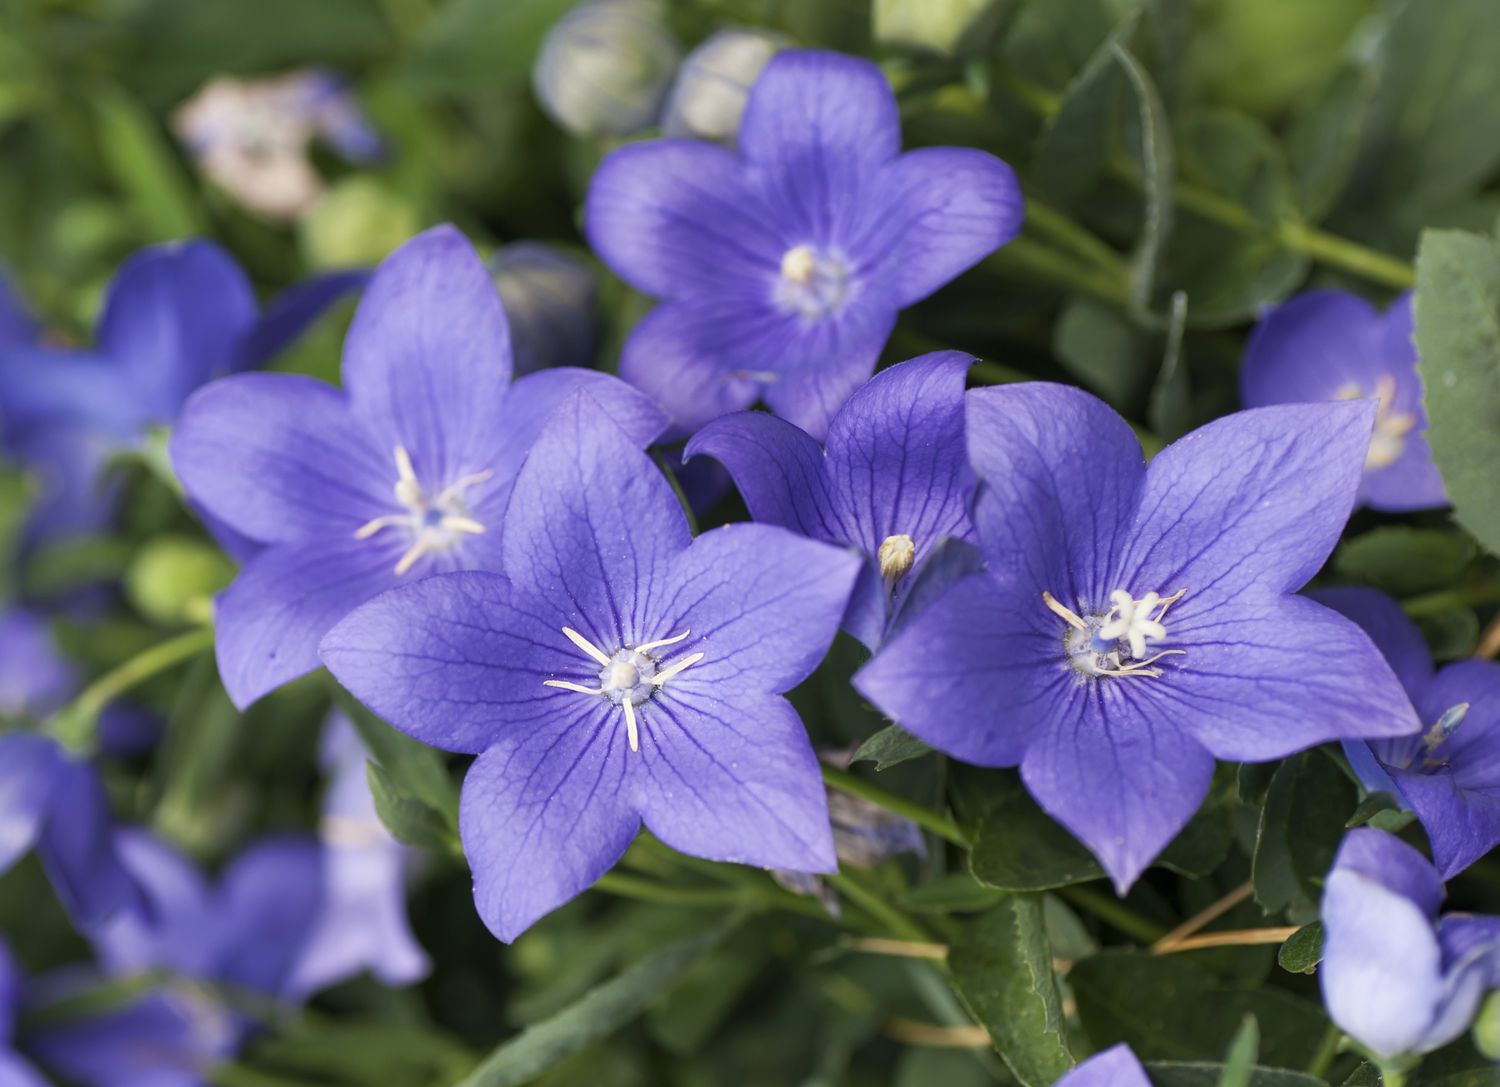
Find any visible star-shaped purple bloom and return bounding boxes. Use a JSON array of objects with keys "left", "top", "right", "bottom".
[
  {"left": 686, "top": 351, "right": 976, "bottom": 648},
  {"left": 1240, "top": 290, "right": 1445, "bottom": 513},
  {"left": 584, "top": 48, "right": 1023, "bottom": 440},
  {"left": 855, "top": 383, "right": 1420, "bottom": 890},
  {"left": 1056, "top": 1044, "right": 1150, "bottom": 1087},
  {"left": 0, "top": 240, "right": 364, "bottom": 545},
  {"left": 1322, "top": 828, "right": 1500, "bottom": 1060},
  {"left": 1313, "top": 587, "right": 1500, "bottom": 880},
  {"left": 171, "top": 224, "right": 668, "bottom": 709},
  {"left": 321, "top": 391, "right": 860, "bottom": 941}
]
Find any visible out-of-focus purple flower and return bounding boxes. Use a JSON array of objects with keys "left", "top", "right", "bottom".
[
  {"left": 687, "top": 351, "right": 975, "bottom": 648},
  {"left": 661, "top": 27, "right": 789, "bottom": 144},
  {"left": 0, "top": 938, "right": 48, "bottom": 1086},
  {"left": 533, "top": 0, "right": 682, "bottom": 137},
  {"left": 1240, "top": 291, "right": 1444, "bottom": 513},
  {"left": 171, "top": 225, "right": 666, "bottom": 709},
  {"left": 1313, "top": 587, "right": 1500, "bottom": 880},
  {"left": 321, "top": 391, "right": 859, "bottom": 941},
  {"left": 1055, "top": 1044, "right": 1150, "bottom": 1087},
  {"left": 0, "top": 610, "right": 76, "bottom": 721},
  {"left": 585, "top": 49, "right": 1023, "bottom": 439},
  {"left": 173, "top": 69, "right": 384, "bottom": 222},
  {"left": 0, "top": 241, "right": 364, "bottom": 545},
  {"left": 855, "top": 385, "right": 1420, "bottom": 891},
  {"left": 488, "top": 242, "right": 601, "bottom": 374},
  {"left": 1322, "top": 828, "right": 1500, "bottom": 1060},
  {"left": 284, "top": 713, "right": 429, "bottom": 998}
]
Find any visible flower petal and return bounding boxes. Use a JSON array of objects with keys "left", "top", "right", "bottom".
[
  {"left": 1057, "top": 1044, "right": 1151, "bottom": 1087},
  {"left": 321, "top": 571, "right": 583, "bottom": 755},
  {"left": 757, "top": 304, "right": 897, "bottom": 440},
  {"left": 235, "top": 269, "right": 368, "bottom": 371},
  {"left": 1019, "top": 682, "right": 1217, "bottom": 892},
  {"left": 684, "top": 410, "right": 839, "bottom": 539},
  {"left": 460, "top": 711, "right": 638, "bottom": 942},
  {"left": 0, "top": 1051, "right": 49, "bottom": 1087},
  {"left": 341, "top": 226, "right": 514, "bottom": 493},
  {"left": 0, "top": 350, "right": 136, "bottom": 439},
  {"left": 1390, "top": 767, "right": 1500, "bottom": 881},
  {"left": 1332, "top": 827, "right": 1444, "bottom": 917},
  {"left": 854, "top": 573, "right": 1055, "bottom": 767},
  {"left": 213, "top": 837, "right": 325, "bottom": 998},
  {"left": 0, "top": 733, "right": 63, "bottom": 875},
  {"left": 1361, "top": 294, "right": 1445, "bottom": 512},
  {"left": 94, "top": 830, "right": 217, "bottom": 979},
  {"left": 1240, "top": 290, "right": 1383, "bottom": 407},
  {"left": 1306, "top": 587, "right": 1434, "bottom": 696},
  {"left": 1118, "top": 400, "right": 1375, "bottom": 607},
  {"left": 36, "top": 755, "right": 135, "bottom": 927},
  {"left": 171, "top": 372, "right": 392, "bottom": 544},
  {"left": 651, "top": 523, "right": 860, "bottom": 695},
  {"left": 632, "top": 690, "right": 835, "bottom": 872},
  {"left": 1158, "top": 594, "right": 1420, "bottom": 762}
]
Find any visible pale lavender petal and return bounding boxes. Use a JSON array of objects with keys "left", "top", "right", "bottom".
[
  {"left": 1056, "top": 1044, "right": 1151, "bottom": 1087},
  {"left": 0, "top": 733, "right": 63, "bottom": 875},
  {"left": 460, "top": 710, "right": 637, "bottom": 942},
  {"left": 0, "top": 1052, "right": 48, "bottom": 1087},
  {"left": 94, "top": 830, "right": 217, "bottom": 980},
  {"left": 213, "top": 837, "right": 324, "bottom": 998},
  {"left": 1333, "top": 827, "right": 1444, "bottom": 918},
  {"left": 631, "top": 690, "right": 835, "bottom": 872}
]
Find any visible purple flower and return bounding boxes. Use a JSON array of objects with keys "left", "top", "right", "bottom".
[
  {"left": 855, "top": 384, "right": 1420, "bottom": 890},
  {"left": 1056, "top": 1044, "right": 1150, "bottom": 1087},
  {"left": 1240, "top": 291, "right": 1444, "bottom": 513},
  {"left": 686, "top": 351, "right": 975, "bottom": 648},
  {"left": 284, "top": 713, "right": 430, "bottom": 998},
  {"left": 0, "top": 938, "right": 48, "bottom": 1087},
  {"left": 0, "top": 241, "right": 363, "bottom": 544},
  {"left": 321, "top": 391, "right": 861, "bottom": 941},
  {"left": 1322, "top": 828, "right": 1500, "bottom": 1059},
  {"left": 171, "top": 225, "right": 667, "bottom": 708},
  {"left": 1312, "top": 587, "right": 1500, "bottom": 880},
  {"left": 585, "top": 49, "right": 1023, "bottom": 439},
  {"left": 0, "top": 610, "right": 76, "bottom": 720}
]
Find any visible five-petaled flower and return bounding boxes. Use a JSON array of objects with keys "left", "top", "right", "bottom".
[
  {"left": 1321, "top": 828, "right": 1500, "bottom": 1060},
  {"left": 1314, "top": 587, "right": 1500, "bottom": 880},
  {"left": 1240, "top": 290, "right": 1445, "bottom": 513},
  {"left": 585, "top": 48, "right": 1023, "bottom": 439},
  {"left": 321, "top": 390, "right": 860, "bottom": 941},
  {"left": 170, "top": 225, "right": 667, "bottom": 709},
  {"left": 687, "top": 351, "right": 977, "bottom": 649},
  {"left": 855, "top": 383, "right": 1420, "bottom": 890}
]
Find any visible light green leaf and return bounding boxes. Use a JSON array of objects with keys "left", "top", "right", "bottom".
[
  {"left": 1220, "top": 1016, "right": 1259, "bottom": 1087},
  {"left": 366, "top": 761, "right": 459, "bottom": 854},
  {"left": 852, "top": 724, "right": 933, "bottom": 771},
  {"left": 1335, "top": 527, "right": 1477, "bottom": 597},
  {"left": 404, "top": 0, "right": 578, "bottom": 91},
  {"left": 90, "top": 85, "right": 202, "bottom": 241}
]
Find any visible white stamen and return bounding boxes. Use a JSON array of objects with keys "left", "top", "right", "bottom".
[
  {"left": 562, "top": 626, "right": 613, "bottom": 666},
  {"left": 394, "top": 538, "right": 432, "bottom": 576},
  {"left": 623, "top": 699, "right": 639, "bottom": 752},
  {"left": 635, "top": 629, "right": 692, "bottom": 654},
  {"left": 353, "top": 445, "right": 494, "bottom": 574},
  {"left": 877, "top": 534, "right": 916, "bottom": 586},
  {"left": 651, "top": 652, "right": 704, "bottom": 686},
  {"left": 1046, "top": 588, "right": 1187, "bottom": 681},
  {"left": 1042, "top": 591, "right": 1088, "bottom": 631},
  {"left": 543, "top": 627, "right": 705, "bottom": 754},
  {"left": 543, "top": 679, "right": 606, "bottom": 695},
  {"left": 1336, "top": 375, "right": 1418, "bottom": 470}
]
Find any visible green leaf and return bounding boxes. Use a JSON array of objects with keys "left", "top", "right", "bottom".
[
  {"left": 1115, "top": 44, "right": 1174, "bottom": 319},
  {"left": 1346, "top": 791, "right": 1402, "bottom": 829},
  {"left": 404, "top": 0, "right": 577, "bottom": 91},
  {"left": 1335, "top": 528, "right": 1477, "bottom": 597},
  {"left": 89, "top": 85, "right": 202, "bottom": 241},
  {"left": 366, "top": 762, "right": 459, "bottom": 854},
  {"left": 899, "top": 872, "right": 1007, "bottom": 914},
  {"left": 1054, "top": 295, "right": 1153, "bottom": 408},
  {"left": 1474, "top": 992, "right": 1500, "bottom": 1062},
  {"left": 1286, "top": 60, "right": 1380, "bottom": 223},
  {"left": 125, "top": 535, "right": 233, "bottom": 625},
  {"left": 851, "top": 724, "right": 933, "bottom": 771},
  {"left": 338, "top": 695, "right": 459, "bottom": 833},
  {"left": 947, "top": 896, "right": 1073, "bottom": 1086},
  {"left": 1070, "top": 951, "right": 1329, "bottom": 1066},
  {"left": 1149, "top": 289, "right": 1191, "bottom": 439},
  {"left": 1275, "top": 922, "right": 1323, "bottom": 976},
  {"left": 1220, "top": 1016, "right": 1259, "bottom": 1087},
  {"left": 968, "top": 772, "right": 1104, "bottom": 891},
  {"left": 872, "top": 0, "right": 1000, "bottom": 55},
  {"left": 646, "top": 926, "right": 769, "bottom": 1054},
  {"left": 1148, "top": 1063, "right": 1330, "bottom": 1087},
  {"left": 454, "top": 916, "right": 738, "bottom": 1087},
  {"left": 1251, "top": 751, "right": 1356, "bottom": 921},
  {"left": 1415, "top": 229, "right": 1500, "bottom": 557}
]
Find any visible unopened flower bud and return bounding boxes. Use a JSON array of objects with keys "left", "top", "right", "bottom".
[
  {"left": 489, "top": 242, "right": 601, "bottom": 374},
  {"left": 661, "top": 28, "right": 788, "bottom": 144},
  {"left": 532, "top": 0, "right": 681, "bottom": 137},
  {"left": 877, "top": 533, "right": 916, "bottom": 586}
]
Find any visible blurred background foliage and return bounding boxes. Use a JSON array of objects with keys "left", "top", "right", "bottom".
[{"left": 6, "top": 0, "right": 1500, "bottom": 1084}]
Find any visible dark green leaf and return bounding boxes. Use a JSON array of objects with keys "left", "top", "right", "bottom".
[
  {"left": 1053, "top": 295, "right": 1153, "bottom": 407},
  {"left": 1148, "top": 1063, "right": 1329, "bottom": 1087},
  {"left": 852, "top": 724, "right": 933, "bottom": 771},
  {"left": 1252, "top": 752, "right": 1356, "bottom": 921},
  {"left": 339, "top": 695, "right": 459, "bottom": 832},
  {"left": 1418, "top": 607, "right": 1481, "bottom": 661},
  {"left": 968, "top": 772, "right": 1104, "bottom": 891},
  {"left": 1346, "top": 791, "right": 1401, "bottom": 829},
  {"left": 1115, "top": 44, "right": 1174, "bottom": 318},
  {"left": 1276, "top": 922, "right": 1323, "bottom": 975},
  {"left": 899, "top": 872, "right": 1007, "bottom": 914},
  {"left": 1286, "top": 60, "right": 1380, "bottom": 223},
  {"left": 366, "top": 762, "right": 459, "bottom": 854},
  {"left": 1149, "top": 289, "right": 1191, "bottom": 439},
  {"left": 1335, "top": 528, "right": 1477, "bottom": 597},
  {"left": 404, "top": 0, "right": 578, "bottom": 91},
  {"left": 948, "top": 896, "right": 1073, "bottom": 1086}
]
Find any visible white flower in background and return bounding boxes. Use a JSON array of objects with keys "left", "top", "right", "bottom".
[{"left": 661, "top": 28, "right": 789, "bottom": 144}]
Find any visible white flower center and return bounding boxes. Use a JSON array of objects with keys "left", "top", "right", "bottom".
[
  {"left": 542, "top": 627, "right": 705, "bottom": 752},
  {"left": 353, "top": 445, "right": 493, "bottom": 575},
  {"left": 1042, "top": 588, "right": 1187, "bottom": 680},
  {"left": 1335, "top": 375, "right": 1417, "bottom": 470},
  {"left": 776, "top": 244, "right": 851, "bottom": 318}
]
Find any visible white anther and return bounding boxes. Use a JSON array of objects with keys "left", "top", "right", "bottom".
[
  {"left": 877, "top": 534, "right": 916, "bottom": 586},
  {"left": 780, "top": 245, "right": 817, "bottom": 284},
  {"left": 651, "top": 652, "right": 704, "bottom": 686},
  {"left": 562, "top": 626, "right": 613, "bottom": 667}
]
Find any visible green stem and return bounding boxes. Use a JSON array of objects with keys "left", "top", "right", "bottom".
[
  {"left": 826, "top": 870, "right": 934, "bottom": 944},
  {"left": 820, "top": 764, "right": 969, "bottom": 848},
  {"left": 594, "top": 871, "right": 826, "bottom": 919},
  {"left": 1402, "top": 584, "right": 1500, "bottom": 618},
  {"left": 986, "top": 235, "right": 1130, "bottom": 306},
  {"left": 48, "top": 626, "right": 214, "bottom": 752},
  {"left": 1305, "top": 1023, "right": 1343, "bottom": 1080},
  {"left": 1059, "top": 885, "right": 1167, "bottom": 944},
  {"left": 1024, "top": 196, "right": 1129, "bottom": 276}
]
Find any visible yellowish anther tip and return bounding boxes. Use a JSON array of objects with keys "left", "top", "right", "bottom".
[
  {"left": 780, "top": 245, "right": 816, "bottom": 285},
  {"left": 877, "top": 533, "right": 916, "bottom": 586}
]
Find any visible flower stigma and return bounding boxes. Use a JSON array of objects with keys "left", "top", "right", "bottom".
[
  {"left": 777, "top": 244, "right": 851, "bottom": 319},
  {"left": 1335, "top": 375, "right": 1417, "bottom": 470},
  {"left": 877, "top": 533, "right": 916, "bottom": 586},
  {"left": 542, "top": 626, "right": 705, "bottom": 752},
  {"left": 1042, "top": 588, "right": 1187, "bottom": 680},
  {"left": 353, "top": 445, "right": 493, "bottom": 575}
]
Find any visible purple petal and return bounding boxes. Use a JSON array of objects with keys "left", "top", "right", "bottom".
[
  {"left": 0, "top": 1052, "right": 48, "bottom": 1087},
  {"left": 1306, "top": 587, "right": 1433, "bottom": 696},
  {"left": 36, "top": 755, "right": 134, "bottom": 927},
  {"left": 1361, "top": 294, "right": 1445, "bottom": 511},
  {"left": 95, "top": 240, "right": 258, "bottom": 424},
  {"left": 1332, "top": 827, "right": 1444, "bottom": 918},
  {"left": 213, "top": 836, "right": 324, "bottom": 998},
  {"left": 460, "top": 711, "right": 638, "bottom": 942},
  {"left": 631, "top": 690, "right": 835, "bottom": 872},
  {"left": 1391, "top": 768, "right": 1500, "bottom": 881},
  {"left": 651, "top": 523, "right": 861, "bottom": 695},
  {"left": 855, "top": 573, "right": 1054, "bottom": 767},
  {"left": 0, "top": 350, "right": 137, "bottom": 439},
  {"left": 502, "top": 390, "right": 689, "bottom": 649},
  {"left": 0, "top": 610, "right": 75, "bottom": 720},
  {"left": 1119, "top": 401, "right": 1375, "bottom": 608},
  {"left": 0, "top": 734, "right": 64, "bottom": 875},
  {"left": 94, "top": 831, "right": 216, "bottom": 980},
  {"left": 1057, "top": 1044, "right": 1151, "bottom": 1087},
  {"left": 965, "top": 383, "right": 1146, "bottom": 603},
  {"left": 1020, "top": 683, "right": 1217, "bottom": 892},
  {"left": 757, "top": 304, "right": 897, "bottom": 440},
  {"left": 322, "top": 571, "right": 582, "bottom": 755},
  {"left": 859, "top": 148, "right": 1023, "bottom": 307},
  {"left": 585, "top": 139, "right": 781, "bottom": 301},
  {"left": 214, "top": 533, "right": 408, "bottom": 709},
  {"left": 1157, "top": 594, "right": 1419, "bottom": 761},
  {"left": 684, "top": 410, "right": 838, "bottom": 539},
  {"left": 341, "top": 226, "right": 514, "bottom": 494},
  {"left": 235, "top": 269, "right": 368, "bottom": 371},
  {"left": 170, "top": 372, "right": 392, "bottom": 545},
  {"left": 4, "top": 421, "right": 119, "bottom": 544},
  {"left": 1240, "top": 291, "right": 1383, "bottom": 407}
]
